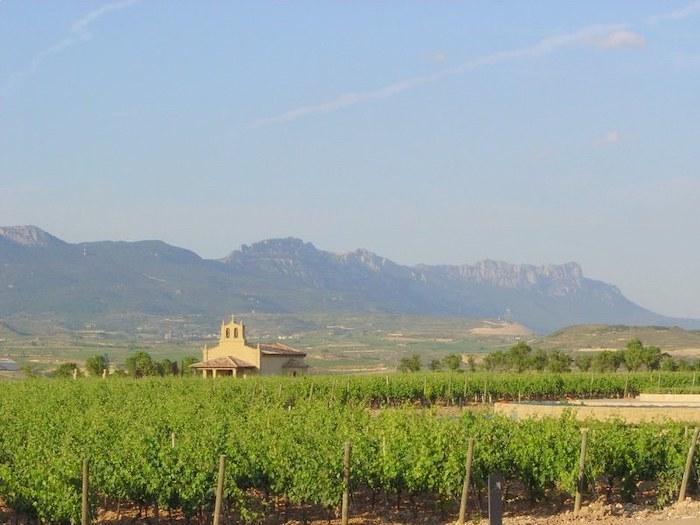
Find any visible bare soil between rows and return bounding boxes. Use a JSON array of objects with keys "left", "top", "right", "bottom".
[{"left": 3, "top": 492, "right": 700, "bottom": 525}]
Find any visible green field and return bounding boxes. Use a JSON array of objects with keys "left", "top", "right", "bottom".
[
  {"left": 1, "top": 376, "right": 699, "bottom": 524},
  {"left": 3, "top": 314, "right": 700, "bottom": 376},
  {"left": 0, "top": 314, "right": 522, "bottom": 373}
]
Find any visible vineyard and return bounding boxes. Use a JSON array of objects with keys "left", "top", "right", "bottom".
[{"left": 1, "top": 375, "right": 699, "bottom": 524}]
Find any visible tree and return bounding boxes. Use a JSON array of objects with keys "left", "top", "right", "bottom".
[
  {"left": 466, "top": 355, "right": 476, "bottom": 372},
  {"left": 483, "top": 351, "right": 506, "bottom": 371},
  {"left": 442, "top": 354, "right": 461, "bottom": 371},
  {"left": 659, "top": 355, "right": 677, "bottom": 371},
  {"left": 398, "top": 354, "right": 421, "bottom": 373},
  {"left": 546, "top": 350, "right": 572, "bottom": 373},
  {"left": 640, "top": 345, "right": 662, "bottom": 370},
  {"left": 528, "top": 349, "right": 548, "bottom": 372},
  {"left": 591, "top": 351, "right": 623, "bottom": 372},
  {"left": 158, "top": 359, "right": 179, "bottom": 376},
  {"left": 52, "top": 362, "right": 81, "bottom": 378},
  {"left": 622, "top": 339, "right": 645, "bottom": 371},
  {"left": 181, "top": 356, "right": 199, "bottom": 376},
  {"left": 125, "top": 351, "right": 157, "bottom": 378},
  {"left": 429, "top": 359, "right": 442, "bottom": 371},
  {"left": 506, "top": 342, "right": 532, "bottom": 372},
  {"left": 85, "top": 354, "right": 109, "bottom": 376},
  {"left": 574, "top": 354, "right": 592, "bottom": 372}
]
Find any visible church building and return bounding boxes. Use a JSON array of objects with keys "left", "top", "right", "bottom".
[{"left": 191, "top": 317, "right": 308, "bottom": 377}]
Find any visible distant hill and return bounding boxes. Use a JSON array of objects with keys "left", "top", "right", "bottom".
[
  {"left": 1, "top": 225, "right": 698, "bottom": 333},
  {"left": 539, "top": 324, "right": 700, "bottom": 353}
]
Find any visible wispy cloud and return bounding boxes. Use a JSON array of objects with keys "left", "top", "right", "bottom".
[
  {"left": 251, "top": 24, "right": 630, "bottom": 128},
  {"left": 648, "top": 1, "right": 700, "bottom": 23},
  {"left": 595, "top": 30, "right": 645, "bottom": 49},
  {"left": 429, "top": 51, "right": 447, "bottom": 64},
  {"left": 600, "top": 130, "right": 622, "bottom": 145},
  {"left": 3, "top": 0, "right": 141, "bottom": 93}
]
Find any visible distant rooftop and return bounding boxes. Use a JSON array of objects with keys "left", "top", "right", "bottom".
[{"left": 0, "top": 358, "right": 19, "bottom": 372}]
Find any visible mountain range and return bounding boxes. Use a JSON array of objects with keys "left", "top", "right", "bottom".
[{"left": 0, "top": 225, "right": 697, "bottom": 333}]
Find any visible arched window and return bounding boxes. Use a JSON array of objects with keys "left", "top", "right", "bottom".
[
  {"left": 234, "top": 328, "right": 238, "bottom": 338},
  {"left": 225, "top": 328, "right": 230, "bottom": 338}
]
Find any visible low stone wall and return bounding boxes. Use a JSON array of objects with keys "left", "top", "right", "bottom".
[
  {"left": 638, "top": 393, "right": 700, "bottom": 403},
  {"left": 494, "top": 401, "right": 700, "bottom": 423}
]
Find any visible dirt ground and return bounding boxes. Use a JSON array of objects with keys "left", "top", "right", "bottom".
[{"left": 4, "top": 495, "right": 700, "bottom": 525}]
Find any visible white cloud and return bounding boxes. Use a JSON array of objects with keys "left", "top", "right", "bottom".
[
  {"left": 251, "top": 23, "right": 627, "bottom": 128},
  {"left": 431, "top": 51, "right": 447, "bottom": 64},
  {"left": 595, "top": 30, "right": 645, "bottom": 50},
  {"left": 3, "top": 0, "right": 141, "bottom": 93},
  {"left": 648, "top": 1, "right": 700, "bottom": 23},
  {"left": 601, "top": 130, "right": 621, "bottom": 145}
]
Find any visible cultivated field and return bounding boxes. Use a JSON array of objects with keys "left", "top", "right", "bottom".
[{"left": 1, "top": 374, "right": 700, "bottom": 524}]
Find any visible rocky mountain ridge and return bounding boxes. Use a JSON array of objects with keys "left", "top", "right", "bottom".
[{"left": 1, "top": 227, "right": 697, "bottom": 333}]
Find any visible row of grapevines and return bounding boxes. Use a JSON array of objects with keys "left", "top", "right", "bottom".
[
  {"left": 0, "top": 379, "right": 697, "bottom": 523},
  {"left": 149, "top": 371, "right": 697, "bottom": 406}
]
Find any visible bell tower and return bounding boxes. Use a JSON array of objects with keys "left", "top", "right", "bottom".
[{"left": 219, "top": 315, "right": 245, "bottom": 345}]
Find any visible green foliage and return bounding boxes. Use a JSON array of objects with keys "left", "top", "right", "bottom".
[
  {"left": 466, "top": 355, "right": 476, "bottom": 372},
  {"left": 546, "top": 350, "right": 572, "bottom": 373},
  {"left": 575, "top": 354, "right": 592, "bottom": 372},
  {"left": 125, "top": 351, "right": 158, "bottom": 377},
  {"left": 0, "top": 378, "right": 696, "bottom": 523},
  {"left": 397, "top": 353, "right": 421, "bottom": 372},
  {"left": 591, "top": 351, "right": 624, "bottom": 372},
  {"left": 507, "top": 341, "right": 533, "bottom": 372},
  {"left": 623, "top": 339, "right": 662, "bottom": 371},
  {"left": 180, "top": 356, "right": 199, "bottom": 376},
  {"left": 441, "top": 354, "right": 461, "bottom": 371},
  {"left": 85, "top": 354, "right": 109, "bottom": 376},
  {"left": 428, "top": 359, "right": 442, "bottom": 371},
  {"left": 157, "top": 358, "right": 179, "bottom": 376},
  {"left": 483, "top": 342, "right": 573, "bottom": 374},
  {"left": 51, "top": 362, "right": 81, "bottom": 379}
]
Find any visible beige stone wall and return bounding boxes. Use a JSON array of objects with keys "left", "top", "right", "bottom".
[
  {"left": 201, "top": 318, "right": 307, "bottom": 376},
  {"left": 202, "top": 319, "right": 261, "bottom": 367},
  {"left": 259, "top": 355, "right": 306, "bottom": 376},
  {"left": 494, "top": 402, "right": 700, "bottom": 423}
]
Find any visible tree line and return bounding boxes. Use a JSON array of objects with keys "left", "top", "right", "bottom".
[
  {"left": 398, "top": 338, "right": 700, "bottom": 373},
  {"left": 50, "top": 352, "right": 200, "bottom": 378}
]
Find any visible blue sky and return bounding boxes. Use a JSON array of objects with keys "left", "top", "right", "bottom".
[{"left": 1, "top": 1, "right": 699, "bottom": 318}]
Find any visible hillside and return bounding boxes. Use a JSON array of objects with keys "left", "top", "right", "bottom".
[
  {"left": 539, "top": 324, "right": 700, "bottom": 354},
  {"left": 1, "top": 225, "right": 698, "bottom": 333}
]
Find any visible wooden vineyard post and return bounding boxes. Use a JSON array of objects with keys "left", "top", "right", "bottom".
[
  {"left": 487, "top": 472, "right": 503, "bottom": 525},
  {"left": 341, "top": 441, "right": 351, "bottom": 525},
  {"left": 574, "top": 428, "right": 588, "bottom": 514},
  {"left": 81, "top": 458, "right": 89, "bottom": 525},
  {"left": 678, "top": 428, "right": 700, "bottom": 503},
  {"left": 171, "top": 432, "right": 176, "bottom": 449},
  {"left": 458, "top": 438, "right": 475, "bottom": 524},
  {"left": 213, "top": 455, "right": 226, "bottom": 525}
]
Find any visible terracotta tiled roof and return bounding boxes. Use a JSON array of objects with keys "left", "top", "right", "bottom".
[
  {"left": 190, "top": 356, "right": 256, "bottom": 369},
  {"left": 258, "top": 343, "right": 307, "bottom": 357}
]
